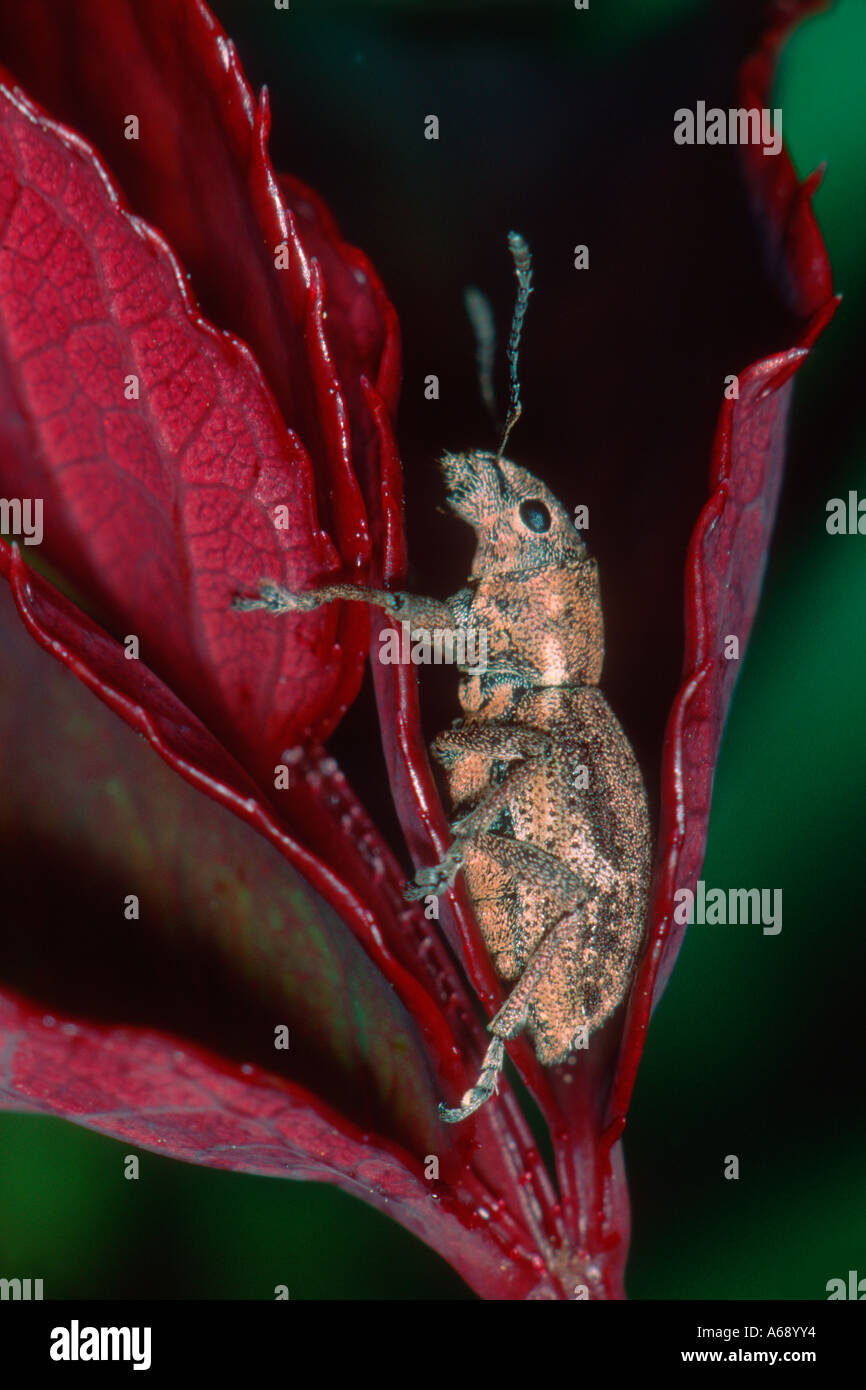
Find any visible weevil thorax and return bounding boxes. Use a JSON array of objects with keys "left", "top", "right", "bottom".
[{"left": 441, "top": 451, "right": 605, "bottom": 712}]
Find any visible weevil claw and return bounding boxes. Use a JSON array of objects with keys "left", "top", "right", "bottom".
[
  {"left": 438, "top": 1036, "right": 506, "bottom": 1124},
  {"left": 233, "top": 581, "right": 312, "bottom": 614},
  {"left": 403, "top": 842, "right": 465, "bottom": 901}
]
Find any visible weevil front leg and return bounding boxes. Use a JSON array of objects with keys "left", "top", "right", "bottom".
[
  {"left": 235, "top": 575, "right": 468, "bottom": 896},
  {"left": 233, "top": 578, "right": 455, "bottom": 630}
]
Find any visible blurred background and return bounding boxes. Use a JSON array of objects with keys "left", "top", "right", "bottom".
[{"left": 1, "top": 0, "right": 864, "bottom": 1299}]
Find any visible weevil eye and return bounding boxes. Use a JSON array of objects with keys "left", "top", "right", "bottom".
[{"left": 518, "top": 499, "right": 551, "bottom": 533}]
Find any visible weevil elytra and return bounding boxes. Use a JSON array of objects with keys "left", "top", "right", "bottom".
[{"left": 234, "top": 235, "right": 652, "bottom": 1123}]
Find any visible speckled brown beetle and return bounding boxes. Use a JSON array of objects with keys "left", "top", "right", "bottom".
[{"left": 235, "top": 235, "right": 652, "bottom": 1123}]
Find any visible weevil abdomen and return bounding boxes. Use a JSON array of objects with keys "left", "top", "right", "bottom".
[{"left": 438, "top": 686, "right": 650, "bottom": 1066}]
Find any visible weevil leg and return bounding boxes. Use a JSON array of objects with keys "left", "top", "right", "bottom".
[
  {"left": 436, "top": 895, "right": 606, "bottom": 1123},
  {"left": 432, "top": 722, "right": 551, "bottom": 762},
  {"left": 233, "top": 579, "right": 400, "bottom": 615},
  {"left": 447, "top": 757, "right": 545, "bottom": 839},
  {"left": 471, "top": 832, "right": 587, "bottom": 907},
  {"left": 433, "top": 722, "right": 553, "bottom": 839},
  {"left": 438, "top": 900, "right": 594, "bottom": 1123},
  {"left": 407, "top": 725, "right": 555, "bottom": 898},
  {"left": 233, "top": 579, "right": 455, "bottom": 628},
  {"left": 403, "top": 794, "right": 580, "bottom": 904},
  {"left": 438, "top": 1034, "right": 506, "bottom": 1124},
  {"left": 491, "top": 905, "right": 591, "bottom": 1039}
]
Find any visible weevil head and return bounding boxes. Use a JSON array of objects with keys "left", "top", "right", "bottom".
[{"left": 440, "top": 451, "right": 587, "bottom": 578}]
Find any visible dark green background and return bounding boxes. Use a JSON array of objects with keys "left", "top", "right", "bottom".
[{"left": 1, "top": 0, "right": 864, "bottom": 1299}]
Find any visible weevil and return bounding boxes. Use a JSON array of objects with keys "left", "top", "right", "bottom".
[{"left": 234, "top": 235, "right": 652, "bottom": 1123}]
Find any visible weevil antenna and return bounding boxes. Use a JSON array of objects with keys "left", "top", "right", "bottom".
[
  {"left": 464, "top": 285, "right": 498, "bottom": 423},
  {"left": 495, "top": 231, "right": 533, "bottom": 461}
]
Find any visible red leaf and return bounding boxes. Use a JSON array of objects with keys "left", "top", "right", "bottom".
[
  {"left": 0, "top": 78, "right": 373, "bottom": 768},
  {"left": 0, "top": 990, "right": 540, "bottom": 1298},
  {"left": 0, "top": 0, "right": 400, "bottom": 554}
]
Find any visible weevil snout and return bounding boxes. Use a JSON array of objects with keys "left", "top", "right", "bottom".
[{"left": 440, "top": 450, "right": 510, "bottom": 524}]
